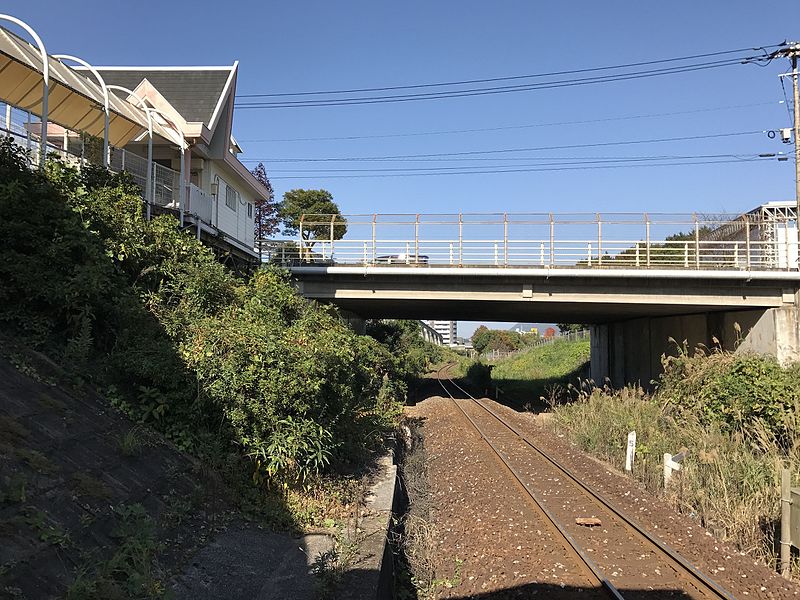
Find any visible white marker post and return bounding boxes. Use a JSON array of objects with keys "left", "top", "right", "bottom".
[
  {"left": 625, "top": 431, "right": 636, "bottom": 472},
  {"left": 663, "top": 447, "right": 688, "bottom": 487}
]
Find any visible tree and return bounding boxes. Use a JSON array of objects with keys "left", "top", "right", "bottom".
[
  {"left": 250, "top": 163, "right": 279, "bottom": 258},
  {"left": 470, "top": 326, "right": 524, "bottom": 354},
  {"left": 279, "top": 189, "right": 347, "bottom": 247},
  {"left": 471, "top": 325, "right": 491, "bottom": 353},
  {"left": 557, "top": 323, "right": 587, "bottom": 334}
]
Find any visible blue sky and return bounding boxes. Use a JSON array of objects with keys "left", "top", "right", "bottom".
[{"left": 4, "top": 1, "right": 797, "bottom": 336}]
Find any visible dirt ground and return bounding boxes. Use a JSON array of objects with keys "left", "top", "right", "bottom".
[{"left": 406, "top": 395, "right": 800, "bottom": 599}]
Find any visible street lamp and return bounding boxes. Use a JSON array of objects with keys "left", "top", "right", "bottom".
[
  {"left": 0, "top": 15, "right": 48, "bottom": 169},
  {"left": 107, "top": 85, "right": 153, "bottom": 218},
  {"left": 53, "top": 54, "right": 109, "bottom": 167}
]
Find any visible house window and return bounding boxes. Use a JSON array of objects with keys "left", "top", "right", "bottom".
[
  {"left": 225, "top": 184, "right": 238, "bottom": 211},
  {"left": 247, "top": 202, "right": 253, "bottom": 219}
]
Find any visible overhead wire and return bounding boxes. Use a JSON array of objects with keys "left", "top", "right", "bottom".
[
  {"left": 265, "top": 157, "right": 784, "bottom": 179},
  {"left": 236, "top": 59, "right": 751, "bottom": 108},
  {"left": 239, "top": 130, "right": 768, "bottom": 163},
  {"left": 238, "top": 101, "right": 780, "bottom": 143},
  {"left": 237, "top": 44, "right": 779, "bottom": 99},
  {"left": 260, "top": 154, "right": 783, "bottom": 173}
]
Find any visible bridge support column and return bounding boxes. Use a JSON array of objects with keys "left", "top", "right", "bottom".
[
  {"left": 591, "top": 304, "right": 800, "bottom": 389},
  {"left": 339, "top": 310, "right": 367, "bottom": 335},
  {"left": 589, "top": 324, "right": 609, "bottom": 385}
]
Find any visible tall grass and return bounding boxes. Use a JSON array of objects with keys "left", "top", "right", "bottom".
[
  {"left": 491, "top": 339, "right": 590, "bottom": 404},
  {"left": 552, "top": 349, "right": 800, "bottom": 574}
]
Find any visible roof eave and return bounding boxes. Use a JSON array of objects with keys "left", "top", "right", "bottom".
[{"left": 224, "top": 151, "right": 271, "bottom": 200}]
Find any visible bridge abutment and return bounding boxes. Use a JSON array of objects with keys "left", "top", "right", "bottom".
[{"left": 591, "top": 303, "right": 800, "bottom": 388}]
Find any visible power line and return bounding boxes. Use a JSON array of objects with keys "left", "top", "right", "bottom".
[
  {"left": 237, "top": 45, "right": 778, "bottom": 99},
  {"left": 266, "top": 157, "right": 783, "bottom": 180},
  {"left": 238, "top": 101, "right": 780, "bottom": 143},
  {"left": 262, "top": 154, "right": 775, "bottom": 173},
  {"left": 239, "top": 130, "right": 768, "bottom": 163},
  {"left": 236, "top": 58, "right": 755, "bottom": 109}
]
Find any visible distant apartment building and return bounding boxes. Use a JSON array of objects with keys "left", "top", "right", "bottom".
[{"left": 425, "top": 320, "right": 457, "bottom": 346}]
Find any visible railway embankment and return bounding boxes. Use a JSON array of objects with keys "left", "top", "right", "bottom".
[{"left": 552, "top": 347, "right": 800, "bottom": 582}]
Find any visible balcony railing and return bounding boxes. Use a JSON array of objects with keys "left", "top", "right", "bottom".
[{"left": 187, "top": 183, "right": 213, "bottom": 224}]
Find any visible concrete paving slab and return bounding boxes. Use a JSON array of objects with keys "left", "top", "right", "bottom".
[{"left": 171, "top": 524, "right": 333, "bottom": 600}]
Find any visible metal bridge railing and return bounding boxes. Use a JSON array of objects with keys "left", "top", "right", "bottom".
[{"left": 261, "top": 210, "right": 799, "bottom": 271}]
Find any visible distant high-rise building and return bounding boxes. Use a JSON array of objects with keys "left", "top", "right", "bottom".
[{"left": 425, "top": 320, "right": 457, "bottom": 346}]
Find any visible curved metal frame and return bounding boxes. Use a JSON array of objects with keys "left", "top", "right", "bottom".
[
  {"left": 107, "top": 84, "right": 153, "bottom": 216},
  {"left": 53, "top": 54, "right": 109, "bottom": 167},
  {"left": 0, "top": 14, "right": 49, "bottom": 169}
]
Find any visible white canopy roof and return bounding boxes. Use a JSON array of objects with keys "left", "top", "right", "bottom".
[{"left": 0, "top": 26, "right": 176, "bottom": 146}]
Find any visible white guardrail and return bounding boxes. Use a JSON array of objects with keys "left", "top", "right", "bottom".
[{"left": 261, "top": 211, "right": 800, "bottom": 271}]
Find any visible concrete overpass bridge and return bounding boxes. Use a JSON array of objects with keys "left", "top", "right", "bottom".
[{"left": 267, "top": 209, "right": 800, "bottom": 386}]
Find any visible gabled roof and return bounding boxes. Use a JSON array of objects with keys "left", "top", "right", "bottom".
[{"left": 77, "top": 65, "right": 236, "bottom": 131}]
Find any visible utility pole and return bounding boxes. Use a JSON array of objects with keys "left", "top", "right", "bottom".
[
  {"left": 793, "top": 48, "right": 800, "bottom": 240},
  {"left": 771, "top": 42, "right": 800, "bottom": 245},
  {"left": 791, "top": 45, "right": 800, "bottom": 235}
]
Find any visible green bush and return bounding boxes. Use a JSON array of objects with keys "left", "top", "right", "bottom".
[
  {"left": 0, "top": 139, "right": 401, "bottom": 489},
  {"left": 660, "top": 348, "right": 800, "bottom": 435},
  {"left": 365, "top": 319, "right": 449, "bottom": 382}
]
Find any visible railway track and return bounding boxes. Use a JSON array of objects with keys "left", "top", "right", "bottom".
[{"left": 436, "top": 364, "right": 734, "bottom": 599}]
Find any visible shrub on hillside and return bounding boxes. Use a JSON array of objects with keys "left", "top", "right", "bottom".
[
  {"left": 366, "top": 319, "right": 452, "bottom": 381},
  {"left": 0, "top": 139, "right": 401, "bottom": 486}
]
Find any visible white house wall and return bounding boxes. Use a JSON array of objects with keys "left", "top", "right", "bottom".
[{"left": 205, "top": 160, "right": 256, "bottom": 250}]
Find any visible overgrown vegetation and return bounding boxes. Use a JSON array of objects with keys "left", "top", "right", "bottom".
[
  {"left": 366, "top": 319, "right": 464, "bottom": 399},
  {"left": 67, "top": 504, "right": 164, "bottom": 600},
  {"left": 393, "top": 419, "right": 462, "bottom": 599},
  {"left": 552, "top": 346, "right": 800, "bottom": 575},
  {"left": 0, "top": 137, "right": 403, "bottom": 509},
  {"left": 490, "top": 338, "right": 590, "bottom": 406}
]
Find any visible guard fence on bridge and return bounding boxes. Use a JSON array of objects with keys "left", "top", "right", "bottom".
[{"left": 262, "top": 210, "right": 799, "bottom": 271}]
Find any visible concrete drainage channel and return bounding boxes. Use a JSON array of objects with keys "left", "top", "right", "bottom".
[
  {"left": 337, "top": 450, "right": 398, "bottom": 600},
  {"left": 337, "top": 438, "right": 425, "bottom": 600}
]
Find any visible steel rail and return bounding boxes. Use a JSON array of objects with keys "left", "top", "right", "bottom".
[
  {"left": 444, "top": 373, "right": 735, "bottom": 599},
  {"left": 436, "top": 365, "right": 624, "bottom": 599}
]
